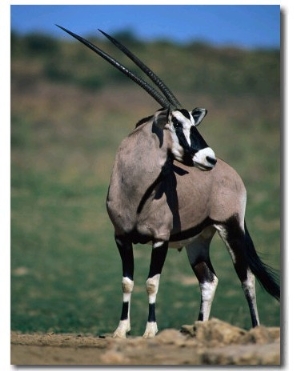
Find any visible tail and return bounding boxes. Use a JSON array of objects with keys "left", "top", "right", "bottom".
[{"left": 244, "top": 222, "right": 280, "bottom": 301}]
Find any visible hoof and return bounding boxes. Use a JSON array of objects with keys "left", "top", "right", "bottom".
[
  {"left": 143, "top": 322, "right": 158, "bottom": 338},
  {"left": 113, "top": 320, "right": 130, "bottom": 338},
  {"left": 113, "top": 329, "right": 127, "bottom": 339}
]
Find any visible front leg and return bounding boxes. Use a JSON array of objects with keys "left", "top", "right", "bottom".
[
  {"left": 113, "top": 236, "right": 134, "bottom": 338},
  {"left": 143, "top": 241, "right": 168, "bottom": 338}
]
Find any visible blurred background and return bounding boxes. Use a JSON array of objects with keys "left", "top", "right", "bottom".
[{"left": 11, "top": 4, "right": 280, "bottom": 336}]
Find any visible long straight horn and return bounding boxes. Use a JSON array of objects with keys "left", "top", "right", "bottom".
[
  {"left": 56, "top": 25, "right": 171, "bottom": 109},
  {"left": 99, "top": 30, "right": 181, "bottom": 108}
]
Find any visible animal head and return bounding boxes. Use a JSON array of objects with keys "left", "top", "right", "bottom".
[
  {"left": 57, "top": 25, "right": 217, "bottom": 171},
  {"left": 154, "top": 108, "right": 216, "bottom": 170}
]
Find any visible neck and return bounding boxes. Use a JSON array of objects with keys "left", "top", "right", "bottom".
[
  {"left": 106, "top": 121, "right": 174, "bottom": 234},
  {"left": 109, "top": 121, "right": 171, "bottom": 201}
]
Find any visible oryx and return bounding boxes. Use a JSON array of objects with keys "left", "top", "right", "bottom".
[{"left": 57, "top": 26, "right": 280, "bottom": 339}]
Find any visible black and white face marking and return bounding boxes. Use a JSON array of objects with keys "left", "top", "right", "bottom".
[{"left": 167, "top": 108, "right": 217, "bottom": 171}]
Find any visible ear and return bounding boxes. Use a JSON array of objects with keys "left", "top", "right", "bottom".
[
  {"left": 191, "top": 108, "right": 207, "bottom": 126},
  {"left": 153, "top": 108, "right": 170, "bottom": 130}
]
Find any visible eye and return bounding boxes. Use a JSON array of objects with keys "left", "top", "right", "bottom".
[{"left": 172, "top": 117, "right": 181, "bottom": 129}]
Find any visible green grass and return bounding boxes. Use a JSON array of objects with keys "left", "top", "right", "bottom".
[
  {"left": 11, "top": 36, "right": 280, "bottom": 336},
  {"left": 10, "top": 107, "right": 280, "bottom": 335}
]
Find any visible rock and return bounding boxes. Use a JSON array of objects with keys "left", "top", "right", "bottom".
[
  {"left": 194, "top": 318, "right": 247, "bottom": 346},
  {"left": 181, "top": 324, "right": 195, "bottom": 337},
  {"left": 155, "top": 329, "right": 186, "bottom": 345},
  {"left": 198, "top": 342, "right": 280, "bottom": 365},
  {"left": 242, "top": 325, "right": 280, "bottom": 344}
]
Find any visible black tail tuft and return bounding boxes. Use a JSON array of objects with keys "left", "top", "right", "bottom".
[{"left": 244, "top": 222, "right": 280, "bottom": 301}]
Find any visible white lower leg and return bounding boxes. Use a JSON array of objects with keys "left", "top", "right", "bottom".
[
  {"left": 143, "top": 274, "right": 160, "bottom": 338},
  {"left": 242, "top": 270, "right": 260, "bottom": 326},
  {"left": 113, "top": 277, "right": 134, "bottom": 338},
  {"left": 200, "top": 276, "right": 218, "bottom": 321}
]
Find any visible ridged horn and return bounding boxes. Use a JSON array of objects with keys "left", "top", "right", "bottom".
[
  {"left": 56, "top": 25, "right": 172, "bottom": 109},
  {"left": 99, "top": 29, "right": 181, "bottom": 108}
]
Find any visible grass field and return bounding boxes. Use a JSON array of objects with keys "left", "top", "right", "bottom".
[{"left": 11, "top": 35, "right": 280, "bottom": 336}]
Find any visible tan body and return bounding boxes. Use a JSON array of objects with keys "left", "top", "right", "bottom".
[{"left": 107, "top": 119, "right": 246, "bottom": 246}]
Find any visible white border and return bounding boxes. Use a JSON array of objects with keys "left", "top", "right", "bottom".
[{"left": 3, "top": 1, "right": 298, "bottom": 370}]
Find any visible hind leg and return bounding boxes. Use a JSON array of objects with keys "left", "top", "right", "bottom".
[
  {"left": 185, "top": 227, "right": 218, "bottom": 321},
  {"left": 216, "top": 217, "right": 260, "bottom": 327}
]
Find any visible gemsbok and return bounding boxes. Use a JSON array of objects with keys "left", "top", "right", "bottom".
[{"left": 57, "top": 25, "right": 280, "bottom": 338}]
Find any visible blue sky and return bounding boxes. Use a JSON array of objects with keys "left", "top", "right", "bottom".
[{"left": 11, "top": 4, "right": 280, "bottom": 49}]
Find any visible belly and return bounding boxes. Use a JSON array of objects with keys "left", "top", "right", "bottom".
[{"left": 169, "top": 234, "right": 201, "bottom": 249}]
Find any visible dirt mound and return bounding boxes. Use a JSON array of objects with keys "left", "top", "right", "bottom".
[{"left": 11, "top": 318, "right": 280, "bottom": 366}]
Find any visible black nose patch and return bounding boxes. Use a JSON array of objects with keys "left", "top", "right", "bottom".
[{"left": 206, "top": 156, "right": 217, "bottom": 165}]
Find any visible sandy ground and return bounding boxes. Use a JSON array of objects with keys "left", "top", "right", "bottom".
[{"left": 11, "top": 318, "right": 280, "bottom": 366}]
